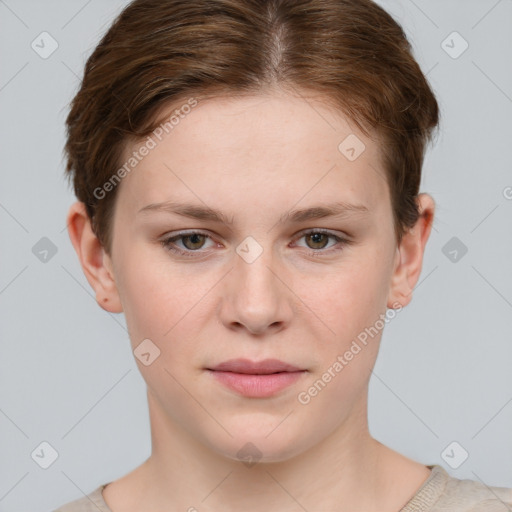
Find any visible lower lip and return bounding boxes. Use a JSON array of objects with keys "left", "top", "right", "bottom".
[{"left": 207, "top": 370, "right": 306, "bottom": 398}]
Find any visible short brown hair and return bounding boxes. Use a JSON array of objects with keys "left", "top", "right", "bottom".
[{"left": 64, "top": 0, "right": 440, "bottom": 255}]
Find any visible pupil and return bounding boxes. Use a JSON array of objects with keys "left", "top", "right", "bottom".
[
  {"left": 186, "top": 234, "right": 203, "bottom": 249},
  {"left": 309, "top": 233, "right": 326, "bottom": 249}
]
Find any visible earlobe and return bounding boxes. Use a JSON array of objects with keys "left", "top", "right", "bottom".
[
  {"left": 66, "top": 201, "right": 123, "bottom": 313},
  {"left": 386, "top": 193, "right": 435, "bottom": 309}
]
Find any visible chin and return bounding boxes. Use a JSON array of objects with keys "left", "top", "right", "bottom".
[{"left": 208, "top": 430, "right": 309, "bottom": 466}]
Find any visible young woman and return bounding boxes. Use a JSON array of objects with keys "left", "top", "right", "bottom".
[{"left": 56, "top": 0, "right": 512, "bottom": 510}]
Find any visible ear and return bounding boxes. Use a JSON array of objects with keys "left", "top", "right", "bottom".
[
  {"left": 66, "top": 201, "right": 123, "bottom": 313},
  {"left": 387, "top": 193, "right": 435, "bottom": 308}
]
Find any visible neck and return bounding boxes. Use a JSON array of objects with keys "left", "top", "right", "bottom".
[{"left": 124, "top": 389, "right": 418, "bottom": 512}]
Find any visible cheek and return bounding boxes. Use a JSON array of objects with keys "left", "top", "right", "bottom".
[
  {"left": 294, "top": 267, "right": 386, "bottom": 417},
  {"left": 300, "top": 252, "right": 391, "bottom": 340},
  {"left": 293, "top": 249, "right": 392, "bottom": 398},
  {"left": 115, "top": 255, "right": 201, "bottom": 401},
  {"left": 114, "top": 244, "right": 189, "bottom": 348}
]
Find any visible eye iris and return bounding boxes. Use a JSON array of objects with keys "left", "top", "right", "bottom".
[
  {"left": 307, "top": 233, "right": 328, "bottom": 249},
  {"left": 183, "top": 234, "right": 206, "bottom": 250},
  {"left": 177, "top": 232, "right": 332, "bottom": 252}
]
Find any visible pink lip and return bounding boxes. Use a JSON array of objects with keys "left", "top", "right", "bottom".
[
  {"left": 206, "top": 358, "right": 306, "bottom": 398},
  {"left": 209, "top": 358, "right": 303, "bottom": 374}
]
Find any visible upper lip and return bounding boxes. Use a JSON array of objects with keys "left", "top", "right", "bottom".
[{"left": 208, "top": 358, "right": 304, "bottom": 374}]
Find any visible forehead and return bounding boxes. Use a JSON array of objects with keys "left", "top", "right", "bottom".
[{"left": 117, "top": 91, "right": 389, "bottom": 216}]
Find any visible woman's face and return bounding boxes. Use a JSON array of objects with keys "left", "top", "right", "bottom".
[{"left": 105, "top": 89, "right": 403, "bottom": 462}]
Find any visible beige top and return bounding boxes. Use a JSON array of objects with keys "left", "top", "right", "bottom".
[{"left": 53, "top": 464, "right": 512, "bottom": 512}]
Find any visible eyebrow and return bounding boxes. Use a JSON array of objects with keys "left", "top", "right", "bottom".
[{"left": 137, "top": 200, "right": 370, "bottom": 225}]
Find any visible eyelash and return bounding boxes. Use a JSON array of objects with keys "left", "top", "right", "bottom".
[{"left": 159, "top": 229, "right": 351, "bottom": 258}]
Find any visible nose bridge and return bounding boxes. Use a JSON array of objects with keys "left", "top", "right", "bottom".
[
  {"left": 235, "top": 235, "right": 280, "bottom": 302},
  {"left": 223, "top": 234, "right": 291, "bottom": 333}
]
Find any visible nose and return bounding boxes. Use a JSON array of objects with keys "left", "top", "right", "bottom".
[{"left": 217, "top": 243, "right": 293, "bottom": 336}]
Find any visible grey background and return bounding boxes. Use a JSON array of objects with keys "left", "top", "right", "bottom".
[{"left": 0, "top": 0, "right": 511, "bottom": 510}]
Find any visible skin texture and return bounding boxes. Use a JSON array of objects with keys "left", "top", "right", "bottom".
[{"left": 67, "top": 88, "right": 435, "bottom": 512}]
